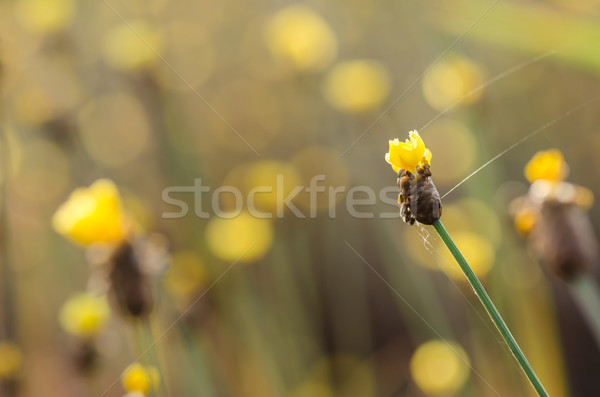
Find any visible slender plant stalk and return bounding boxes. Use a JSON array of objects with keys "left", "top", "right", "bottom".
[
  {"left": 571, "top": 274, "right": 600, "bottom": 349},
  {"left": 433, "top": 220, "right": 549, "bottom": 397}
]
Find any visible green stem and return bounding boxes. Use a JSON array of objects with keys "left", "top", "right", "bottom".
[{"left": 433, "top": 220, "right": 548, "bottom": 397}]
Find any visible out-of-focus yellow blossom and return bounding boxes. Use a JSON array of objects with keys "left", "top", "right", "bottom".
[
  {"left": 264, "top": 5, "right": 337, "bottom": 72},
  {"left": 52, "top": 179, "right": 130, "bottom": 246},
  {"left": 15, "top": 0, "right": 75, "bottom": 34},
  {"left": 422, "top": 56, "right": 485, "bottom": 111},
  {"left": 410, "top": 340, "right": 470, "bottom": 396},
  {"left": 323, "top": 60, "right": 390, "bottom": 112},
  {"left": 59, "top": 293, "right": 110, "bottom": 338},
  {"left": 385, "top": 131, "right": 432, "bottom": 173},
  {"left": 436, "top": 231, "right": 495, "bottom": 280},
  {"left": 121, "top": 363, "right": 159, "bottom": 395},
  {"left": 514, "top": 207, "right": 538, "bottom": 235},
  {"left": 0, "top": 342, "right": 22, "bottom": 380},
  {"left": 206, "top": 212, "right": 273, "bottom": 263},
  {"left": 524, "top": 149, "right": 569, "bottom": 183},
  {"left": 102, "top": 21, "right": 164, "bottom": 71},
  {"left": 164, "top": 251, "right": 206, "bottom": 300}
]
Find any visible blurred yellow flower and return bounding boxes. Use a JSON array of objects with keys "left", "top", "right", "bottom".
[
  {"left": 410, "top": 340, "right": 470, "bottom": 396},
  {"left": 15, "top": 0, "right": 75, "bottom": 34},
  {"left": 103, "top": 21, "right": 164, "bottom": 71},
  {"left": 0, "top": 342, "right": 22, "bottom": 380},
  {"left": 206, "top": 212, "right": 273, "bottom": 263},
  {"left": 385, "top": 131, "right": 431, "bottom": 173},
  {"left": 422, "top": 56, "right": 485, "bottom": 111},
  {"left": 59, "top": 293, "right": 110, "bottom": 338},
  {"left": 436, "top": 231, "right": 495, "bottom": 280},
  {"left": 52, "top": 179, "right": 130, "bottom": 246},
  {"left": 323, "top": 60, "right": 390, "bottom": 112},
  {"left": 265, "top": 5, "right": 337, "bottom": 72},
  {"left": 524, "top": 149, "right": 569, "bottom": 183},
  {"left": 121, "top": 363, "right": 159, "bottom": 394},
  {"left": 513, "top": 207, "right": 538, "bottom": 235}
]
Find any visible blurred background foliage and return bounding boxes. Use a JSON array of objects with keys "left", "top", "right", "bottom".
[{"left": 1, "top": 0, "right": 600, "bottom": 396}]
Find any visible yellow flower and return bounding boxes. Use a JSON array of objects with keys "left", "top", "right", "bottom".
[
  {"left": 385, "top": 131, "right": 432, "bottom": 173},
  {"left": 59, "top": 293, "right": 110, "bottom": 338},
  {"left": 52, "top": 179, "right": 130, "bottom": 246},
  {"left": 524, "top": 149, "right": 569, "bottom": 183},
  {"left": 121, "top": 363, "right": 159, "bottom": 394},
  {"left": 0, "top": 342, "right": 22, "bottom": 380},
  {"left": 264, "top": 5, "right": 337, "bottom": 72},
  {"left": 410, "top": 340, "right": 470, "bottom": 396}
]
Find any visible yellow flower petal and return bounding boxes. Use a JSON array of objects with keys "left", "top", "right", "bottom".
[
  {"left": 385, "top": 130, "right": 430, "bottom": 172},
  {"left": 524, "top": 149, "right": 569, "bottom": 183},
  {"left": 52, "top": 179, "right": 129, "bottom": 246}
]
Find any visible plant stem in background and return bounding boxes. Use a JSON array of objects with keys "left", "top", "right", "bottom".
[
  {"left": 571, "top": 274, "right": 600, "bottom": 349},
  {"left": 0, "top": 105, "right": 16, "bottom": 397},
  {"left": 433, "top": 220, "right": 549, "bottom": 397}
]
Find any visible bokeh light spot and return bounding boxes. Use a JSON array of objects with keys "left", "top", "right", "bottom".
[
  {"left": 410, "top": 339, "right": 470, "bottom": 396},
  {"left": 102, "top": 21, "right": 164, "bottom": 71},
  {"left": 15, "top": 0, "right": 75, "bottom": 34},
  {"left": 323, "top": 60, "right": 391, "bottom": 113},
  {"left": 264, "top": 5, "right": 337, "bottom": 72},
  {"left": 205, "top": 212, "right": 273, "bottom": 263},
  {"left": 77, "top": 93, "right": 151, "bottom": 168},
  {"left": 422, "top": 56, "right": 485, "bottom": 111}
]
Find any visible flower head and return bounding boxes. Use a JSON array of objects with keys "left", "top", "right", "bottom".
[
  {"left": 385, "top": 130, "right": 432, "bottom": 173},
  {"left": 121, "top": 363, "right": 160, "bottom": 395},
  {"left": 59, "top": 293, "right": 111, "bottom": 338},
  {"left": 524, "top": 149, "right": 569, "bottom": 183},
  {"left": 52, "top": 179, "right": 130, "bottom": 246}
]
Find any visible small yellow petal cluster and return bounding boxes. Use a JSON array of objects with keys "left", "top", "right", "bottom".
[
  {"left": 0, "top": 342, "right": 23, "bottom": 380},
  {"left": 121, "top": 363, "right": 160, "bottom": 395},
  {"left": 410, "top": 340, "right": 470, "bottom": 396},
  {"left": 385, "top": 131, "right": 432, "bottom": 173},
  {"left": 52, "top": 179, "right": 129, "bottom": 246},
  {"left": 59, "top": 293, "right": 110, "bottom": 338},
  {"left": 323, "top": 60, "right": 390, "bottom": 112},
  {"left": 524, "top": 149, "right": 569, "bottom": 183},
  {"left": 264, "top": 5, "right": 337, "bottom": 72}
]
